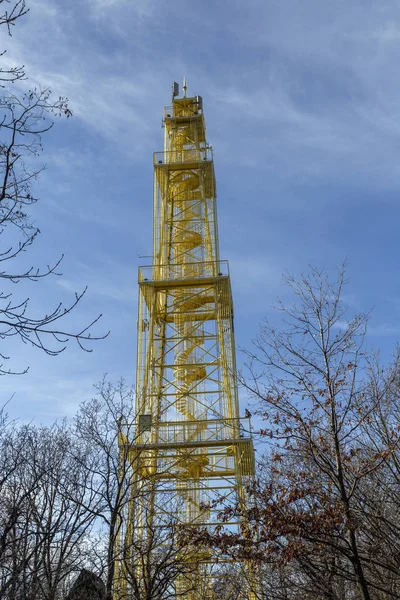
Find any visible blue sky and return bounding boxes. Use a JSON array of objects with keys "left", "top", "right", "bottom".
[{"left": 3, "top": 0, "right": 400, "bottom": 422}]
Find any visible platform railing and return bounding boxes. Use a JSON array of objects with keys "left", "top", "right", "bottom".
[
  {"left": 164, "top": 102, "right": 202, "bottom": 118},
  {"left": 154, "top": 149, "right": 212, "bottom": 165},
  {"left": 139, "top": 260, "right": 229, "bottom": 283},
  {"left": 119, "top": 417, "right": 251, "bottom": 447}
]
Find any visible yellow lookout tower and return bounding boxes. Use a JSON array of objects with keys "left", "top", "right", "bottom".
[{"left": 115, "top": 81, "right": 256, "bottom": 600}]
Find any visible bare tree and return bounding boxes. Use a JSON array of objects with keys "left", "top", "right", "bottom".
[
  {"left": 74, "top": 378, "right": 137, "bottom": 600},
  {"left": 0, "top": 1, "right": 107, "bottom": 375},
  {"left": 210, "top": 265, "right": 400, "bottom": 600},
  {"left": 0, "top": 419, "right": 102, "bottom": 600},
  {"left": 353, "top": 356, "right": 400, "bottom": 597},
  {"left": 0, "top": 411, "right": 43, "bottom": 599},
  {"left": 0, "top": 1, "right": 28, "bottom": 84}
]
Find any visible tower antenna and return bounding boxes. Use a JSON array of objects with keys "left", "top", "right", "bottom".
[{"left": 172, "top": 81, "right": 179, "bottom": 101}]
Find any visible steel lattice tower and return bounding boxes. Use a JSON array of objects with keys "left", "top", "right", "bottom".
[{"left": 115, "top": 82, "right": 256, "bottom": 600}]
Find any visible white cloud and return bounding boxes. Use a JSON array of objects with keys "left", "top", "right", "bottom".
[
  {"left": 368, "top": 324, "right": 400, "bottom": 336},
  {"left": 89, "top": 0, "right": 154, "bottom": 19}
]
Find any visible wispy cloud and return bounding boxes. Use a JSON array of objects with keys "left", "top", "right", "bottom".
[
  {"left": 89, "top": 0, "right": 154, "bottom": 19},
  {"left": 368, "top": 324, "right": 400, "bottom": 337}
]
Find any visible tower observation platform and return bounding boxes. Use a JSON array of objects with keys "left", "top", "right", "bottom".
[{"left": 114, "top": 82, "right": 256, "bottom": 600}]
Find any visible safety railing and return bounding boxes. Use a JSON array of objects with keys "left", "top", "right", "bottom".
[
  {"left": 154, "top": 149, "right": 212, "bottom": 165},
  {"left": 164, "top": 102, "right": 202, "bottom": 118},
  {"left": 119, "top": 417, "right": 251, "bottom": 446},
  {"left": 139, "top": 260, "right": 229, "bottom": 283}
]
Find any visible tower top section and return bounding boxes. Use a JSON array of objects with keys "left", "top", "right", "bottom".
[{"left": 169, "top": 80, "right": 203, "bottom": 118}]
